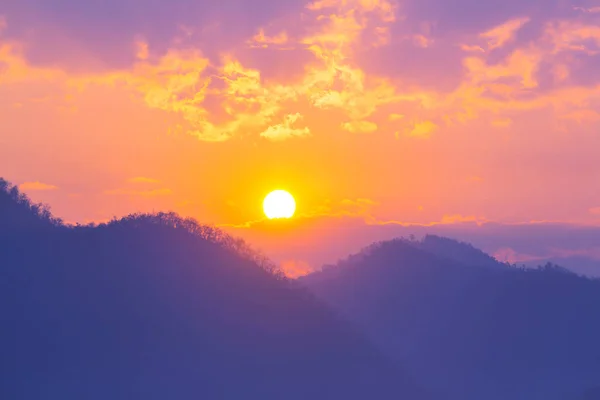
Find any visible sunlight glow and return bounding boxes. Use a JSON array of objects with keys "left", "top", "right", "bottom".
[{"left": 263, "top": 190, "right": 296, "bottom": 219}]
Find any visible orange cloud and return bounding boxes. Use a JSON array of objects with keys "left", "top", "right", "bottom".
[
  {"left": 413, "top": 34, "right": 434, "bottom": 48},
  {"left": 250, "top": 29, "right": 289, "bottom": 46},
  {"left": 406, "top": 120, "right": 437, "bottom": 138},
  {"left": 463, "top": 48, "right": 541, "bottom": 89},
  {"left": 18, "top": 181, "right": 58, "bottom": 191},
  {"left": 135, "top": 39, "right": 149, "bottom": 60},
  {"left": 0, "top": 42, "right": 66, "bottom": 84},
  {"left": 480, "top": 17, "right": 530, "bottom": 50},
  {"left": 440, "top": 214, "right": 488, "bottom": 224},
  {"left": 2, "top": 0, "right": 600, "bottom": 150},
  {"left": 545, "top": 21, "right": 600, "bottom": 54},
  {"left": 460, "top": 44, "right": 485, "bottom": 53},
  {"left": 260, "top": 113, "right": 311, "bottom": 141},
  {"left": 341, "top": 120, "right": 378, "bottom": 133}
]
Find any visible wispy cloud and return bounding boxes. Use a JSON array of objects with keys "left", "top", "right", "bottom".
[
  {"left": 573, "top": 6, "right": 600, "bottom": 14},
  {"left": 260, "top": 113, "right": 311, "bottom": 141},
  {"left": 249, "top": 29, "right": 289, "bottom": 47},
  {"left": 480, "top": 17, "right": 530, "bottom": 51},
  {"left": 104, "top": 188, "right": 173, "bottom": 197},
  {"left": 341, "top": 120, "right": 378, "bottom": 133},
  {"left": 19, "top": 181, "right": 58, "bottom": 191},
  {"left": 405, "top": 121, "right": 438, "bottom": 138}
]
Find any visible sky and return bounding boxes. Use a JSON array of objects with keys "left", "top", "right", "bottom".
[{"left": 2, "top": 0, "right": 600, "bottom": 276}]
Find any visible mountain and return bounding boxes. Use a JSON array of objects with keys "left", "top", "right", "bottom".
[
  {"left": 523, "top": 255, "right": 600, "bottom": 279},
  {"left": 412, "top": 234, "right": 508, "bottom": 270},
  {"left": 300, "top": 237, "right": 600, "bottom": 400},
  {"left": 0, "top": 178, "right": 428, "bottom": 400}
]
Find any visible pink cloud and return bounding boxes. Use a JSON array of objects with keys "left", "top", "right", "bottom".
[
  {"left": 104, "top": 188, "right": 173, "bottom": 197},
  {"left": 280, "top": 260, "right": 315, "bottom": 278},
  {"left": 480, "top": 17, "right": 530, "bottom": 50}
]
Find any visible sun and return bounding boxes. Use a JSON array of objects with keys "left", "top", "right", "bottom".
[{"left": 263, "top": 190, "right": 296, "bottom": 219}]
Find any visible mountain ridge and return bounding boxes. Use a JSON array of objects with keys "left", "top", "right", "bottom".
[
  {"left": 300, "top": 236, "right": 600, "bottom": 400},
  {"left": 0, "top": 178, "right": 429, "bottom": 400}
]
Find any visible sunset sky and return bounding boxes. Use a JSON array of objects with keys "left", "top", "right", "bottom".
[{"left": 2, "top": 0, "right": 600, "bottom": 275}]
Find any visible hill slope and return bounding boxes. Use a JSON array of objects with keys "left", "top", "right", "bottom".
[
  {"left": 0, "top": 179, "right": 428, "bottom": 400},
  {"left": 301, "top": 237, "right": 600, "bottom": 400}
]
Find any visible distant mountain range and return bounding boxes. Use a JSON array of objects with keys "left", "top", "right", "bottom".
[
  {"left": 3, "top": 176, "right": 600, "bottom": 400},
  {"left": 0, "top": 178, "right": 427, "bottom": 400},
  {"left": 300, "top": 236, "right": 600, "bottom": 400}
]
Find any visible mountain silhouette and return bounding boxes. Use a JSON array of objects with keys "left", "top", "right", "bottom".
[
  {"left": 0, "top": 178, "right": 428, "bottom": 400},
  {"left": 412, "top": 234, "right": 508, "bottom": 270},
  {"left": 301, "top": 237, "right": 600, "bottom": 400}
]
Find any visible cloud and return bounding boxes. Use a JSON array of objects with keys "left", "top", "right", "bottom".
[
  {"left": 590, "top": 207, "right": 600, "bottom": 215},
  {"left": 135, "top": 40, "right": 149, "bottom": 60},
  {"left": 280, "top": 259, "right": 315, "bottom": 278},
  {"left": 18, "top": 181, "right": 58, "bottom": 191},
  {"left": 340, "top": 198, "right": 379, "bottom": 207},
  {"left": 460, "top": 44, "right": 486, "bottom": 53},
  {"left": 0, "top": 0, "right": 308, "bottom": 69},
  {"left": 574, "top": 6, "right": 600, "bottom": 14},
  {"left": 463, "top": 48, "right": 541, "bottom": 89},
  {"left": 545, "top": 20, "right": 600, "bottom": 55},
  {"left": 4, "top": 0, "right": 599, "bottom": 145},
  {"left": 480, "top": 17, "right": 530, "bottom": 50},
  {"left": 388, "top": 113, "right": 404, "bottom": 121},
  {"left": 361, "top": 214, "right": 490, "bottom": 227},
  {"left": 260, "top": 113, "right": 311, "bottom": 141},
  {"left": 440, "top": 214, "right": 488, "bottom": 224},
  {"left": 249, "top": 29, "right": 289, "bottom": 47},
  {"left": 412, "top": 34, "right": 434, "bottom": 48},
  {"left": 493, "top": 247, "right": 542, "bottom": 264},
  {"left": 406, "top": 120, "right": 437, "bottom": 138},
  {"left": 341, "top": 120, "right": 378, "bottom": 133},
  {"left": 104, "top": 188, "right": 173, "bottom": 197}
]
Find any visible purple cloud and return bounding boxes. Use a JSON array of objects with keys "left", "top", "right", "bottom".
[{"left": 1, "top": 0, "right": 306, "bottom": 69}]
